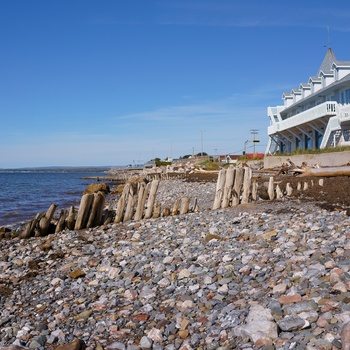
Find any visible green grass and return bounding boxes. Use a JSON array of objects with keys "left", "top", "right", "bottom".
[
  {"left": 272, "top": 145, "right": 350, "bottom": 157},
  {"left": 197, "top": 160, "right": 220, "bottom": 170}
]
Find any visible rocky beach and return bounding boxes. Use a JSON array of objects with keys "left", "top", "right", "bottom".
[{"left": 1, "top": 175, "right": 350, "bottom": 350}]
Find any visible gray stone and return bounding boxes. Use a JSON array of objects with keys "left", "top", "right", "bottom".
[
  {"left": 282, "top": 300, "right": 318, "bottom": 315},
  {"left": 106, "top": 342, "right": 126, "bottom": 350},
  {"left": 278, "top": 315, "right": 308, "bottom": 332},
  {"left": 139, "top": 336, "right": 153, "bottom": 349}
]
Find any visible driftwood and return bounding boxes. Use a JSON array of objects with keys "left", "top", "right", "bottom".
[
  {"left": 276, "top": 158, "right": 306, "bottom": 175},
  {"left": 298, "top": 166, "right": 350, "bottom": 177}
]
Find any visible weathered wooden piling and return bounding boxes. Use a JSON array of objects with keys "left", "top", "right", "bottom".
[
  {"left": 56, "top": 209, "right": 68, "bottom": 233},
  {"left": 75, "top": 194, "right": 94, "bottom": 230},
  {"left": 172, "top": 198, "right": 181, "bottom": 216},
  {"left": 144, "top": 179, "right": 159, "bottom": 219},
  {"left": 212, "top": 169, "right": 226, "bottom": 210},
  {"left": 38, "top": 204, "right": 57, "bottom": 236},
  {"left": 232, "top": 168, "right": 244, "bottom": 207},
  {"left": 222, "top": 167, "right": 235, "bottom": 208},
  {"left": 114, "top": 183, "right": 130, "bottom": 223},
  {"left": 134, "top": 182, "right": 148, "bottom": 221},
  {"left": 241, "top": 167, "right": 252, "bottom": 204},
  {"left": 87, "top": 192, "right": 106, "bottom": 228},
  {"left": 180, "top": 197, "right": 191, "bottom": 215},
  {"left": 123, "top": 186, "right": 136, "bottom": 222},
  {"left": 66, "top": 206, "right": 76, "bottom": 230}
]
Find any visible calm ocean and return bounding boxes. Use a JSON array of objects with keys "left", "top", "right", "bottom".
[{"left": 0, "top": 170, "right": 108, "bottom": 227}]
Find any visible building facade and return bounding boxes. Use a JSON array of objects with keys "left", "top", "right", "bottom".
[{"left": 266, "top": 48, "right": 350, "bottom": 155}]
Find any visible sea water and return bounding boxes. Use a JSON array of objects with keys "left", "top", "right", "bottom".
[{"left": 0, "top": 170, "right": 107, "bottom": 227}]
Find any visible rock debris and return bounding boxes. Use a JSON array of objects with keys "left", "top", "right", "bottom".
[{"left": 1, "top": 180, "right": 350, "bottom": 349}]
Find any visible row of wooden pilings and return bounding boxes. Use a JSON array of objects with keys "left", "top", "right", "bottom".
[
  {"left": 21, "top": 168, "right": 325, "bottom": 238},
  {"left": 112, "top": 179, "right": 198, "bottom": 224},
  {"left": 22, "top": 191, "right": 107, "bottom": 238},
  {"left": 22, "top": 179, "right": 198, "bottom": 238},
  {"left": 212, "top": 167, "right": 253, "bottom": 209},
  {"left": 75, "top": 179, "right": 199, "bottom": 228},
  {"left": 212, "top": 166, "right": 325, "bottom": 210}
]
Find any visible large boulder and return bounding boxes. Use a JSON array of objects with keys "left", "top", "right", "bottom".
[{"left": 83, "top": 182, "right": 110, "bottom": 195}]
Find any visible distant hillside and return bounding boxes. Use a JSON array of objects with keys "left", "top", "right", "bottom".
[{"left": 0, "top": 166, "right": 117, "bottom": 173}]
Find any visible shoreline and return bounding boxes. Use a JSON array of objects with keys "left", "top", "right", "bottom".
[{"left": 1, "top": 192, "right": 349, "bottom": 349}]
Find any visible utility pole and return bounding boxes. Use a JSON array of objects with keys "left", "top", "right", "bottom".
[
  {"left": 250, "top": 129, "right": 259, "bottom": 154},
  {"left": 200, "top": 130, "right": 205, "bottom": 156}
]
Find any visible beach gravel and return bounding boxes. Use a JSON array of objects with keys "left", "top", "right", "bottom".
[{"left": 1, "top": 179, "right": 350, "bottom": 349}]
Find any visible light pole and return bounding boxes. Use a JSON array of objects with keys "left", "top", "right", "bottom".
[
  {"left": 200, "top": 130, "right": 205, "bottom": 156},
  {"left": 250, "top": 129, "right": 259, "bottom": 154},
  {"left": 244, "top": 140, "right": 249, "bottom": 155}
]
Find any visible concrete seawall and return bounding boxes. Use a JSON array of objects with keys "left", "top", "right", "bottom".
[{"left": 264, "top": 150, "right": 350, "bottom": 168}]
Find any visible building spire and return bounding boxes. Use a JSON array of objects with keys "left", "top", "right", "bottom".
[
  {"left": 327, "top": 26, "right": 331, "bottom": 49},
  {"left": 317, "top": 45, "right": 336, "bottom": 76}
]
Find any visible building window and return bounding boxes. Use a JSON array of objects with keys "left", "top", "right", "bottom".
[{"left": 346, "top": 90, "right": 350, "bottom": 104}]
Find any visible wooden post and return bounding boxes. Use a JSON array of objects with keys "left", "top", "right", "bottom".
[
  {"left": 22, "top": 213, "right": 41, "bottom": 239},
  {"left": 163, "top": 207, "right": 171, "bottom": 217},
  {"left": 144, "top": 179, "right": 159, "bottom": 219},
  {"left": 180, "top": 197, "right": 190, "bottom": 215},
  {"left": 303, "top": 182, "right": 308, "bottom": 191},
  {"left": 251, "top": 180, "right": 258, "bottom": 201},
  {"left": 232, "top": 168, "right": 244, "bottom": 206},
  {"left": 95, "top": 192, "right": 106, "bottom": 226},
  {"left": 75, "top": 194, "right": 94, "bottom": 230},
  {"left": 221, "top": 167, "right": 235, "bottom": 208},
  {"left": 172, "top": 198, "right": 181, "bottom": 215},
  {"left": 286, "top": 183, "right": 293, "bottom": 196},
  {"left": 87, "top": 192, "right": 106, "bottom": 228},
  {"left": 103, "top": 209, "right": 114, "bottom": 225},
  {"left": 297, "top": 182, "right": 301, "bottom": 191},
  {"left": 153, "top": 201, "right": 161, "bottom": 218},
  {"left": 39, "top": 204, "right": 57, "bottom": 236},
  {"left": 212, "top": 169, "right": 227, "bottom": 210},
  {"left": 56, "top": 209, "right": 68, "bottom": 233},
  {"left": 276, "top": 184, "right": 283, "bottom": 199},
  {"left": 134, "top": 182, "right": 148, "bottom": 221},
  {"left": 114, "top": 183, "right": 130, "bottom": 223},
  {"left": 192, "top": 198, "right": 200, "bottom": 212},
  {"left": 319, "top": 178, "right": 324, "bottom": 186},
  {"left": 66, "top": 206, "right": 76, "bottom": 230},
  {"left": 241, "top": 167, "right": 252, "bottom": 204},
  {"left": 268, "top": 177, "right": 275, "bottom": 200},
  {"left": 123, "top": 186, "right": 136, "bottom": 222}
]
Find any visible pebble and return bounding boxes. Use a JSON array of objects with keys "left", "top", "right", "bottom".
[{"left": 1, "top": 180, "right": 350, "bottom": 349}]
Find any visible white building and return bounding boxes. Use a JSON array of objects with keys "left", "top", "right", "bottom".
[{"left": 266, "top": 48, "right": 350, "bottom": 155}]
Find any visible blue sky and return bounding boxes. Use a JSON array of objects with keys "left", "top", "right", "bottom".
[{"left": 1, "top": 0, "right": 350, "bottom": 168}]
